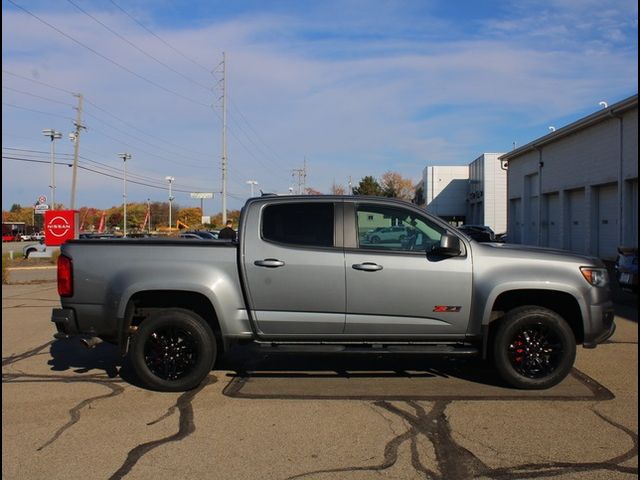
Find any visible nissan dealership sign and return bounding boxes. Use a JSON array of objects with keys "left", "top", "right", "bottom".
[{"left": 44, "top": 210, "right": 79, "bottom": 246}]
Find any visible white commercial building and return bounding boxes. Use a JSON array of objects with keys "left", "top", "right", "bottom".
[
  {"left": 500, "top": 94, "right": 638, "bottom": 260},
  {"left": 467, "top": 153, "right": 507, "bottom": 234},
  {"left": 420, "top": 165, "right": 469, "bottom": 224},
  {"left": 416, "top": 156, "right": 506, "bottom": 233}
]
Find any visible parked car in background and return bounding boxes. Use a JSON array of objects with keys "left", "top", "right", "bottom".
[
  {"left": 17, "top": 233, "right": 32, "bottom": 241},
  {"left": 178, "top": 233, "right": 204, "bottom": 239},
  {"left": 457, "top": 225, "right": 496, "bottom": 243},
  {"left": 79, "top": 233, "right": 118, "bottom": 239},
  {"left": 615, "top": 247, "right": 638, "bottom": 293},
  {"left": 494, "top": 232, "right": 508, "bottom": 243},
  {"left": 23, "top": 241, "right": 46, "bottom": 258},
  {"left": 364, "top": 226, "right": 409, "bottom": 244},
  {"left": 185, "top": 230, "right": 218, "bottom": 240},
  {"left": 31, "top": 232, "right": 45, "bottom": 241}
]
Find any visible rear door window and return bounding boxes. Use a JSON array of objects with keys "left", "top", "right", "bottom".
[{"left": 262, "top": 202, "right": 335, "bottom": 247}]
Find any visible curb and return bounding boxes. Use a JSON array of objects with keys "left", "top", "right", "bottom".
[{"left": 6, "top": 266, "right": 56, "bottom": 271}]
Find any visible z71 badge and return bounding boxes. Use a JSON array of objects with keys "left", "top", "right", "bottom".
[{"left": 433, "top": 306, "right": 462, "bottom": 313}]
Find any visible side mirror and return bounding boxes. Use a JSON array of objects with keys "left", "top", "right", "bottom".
[{"left": 433, "top": 234, "right": 461, "bottom": 256}]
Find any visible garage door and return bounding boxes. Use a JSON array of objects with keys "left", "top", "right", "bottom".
[
  {"left": 567, "top": 189, "right": 586, "bottom": 254},
  {"left": 543, "top": 193, "right": 561, "bottom": 249},
  {"left": 596, "top": 184, "right": 618, "bottom": 259}
]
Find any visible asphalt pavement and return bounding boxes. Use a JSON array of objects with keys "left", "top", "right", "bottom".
[{"left": 2, "top": 269, "right": 638, "bottom": 480}]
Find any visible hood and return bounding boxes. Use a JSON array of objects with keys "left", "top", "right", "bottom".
[{"left": 475, "top": 242, "right": 604, "bottom": 266}]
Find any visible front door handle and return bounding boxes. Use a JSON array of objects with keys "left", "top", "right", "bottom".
[
  {"left": 254, "top": 258, "right": 285, "bottom": 268},
  {"left": 352, "top": 262, "right": 383, "bottom": 272}
]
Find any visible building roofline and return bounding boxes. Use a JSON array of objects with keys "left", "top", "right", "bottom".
[{"left": 499, "top": 94, "right": 638, "bottom": 162}]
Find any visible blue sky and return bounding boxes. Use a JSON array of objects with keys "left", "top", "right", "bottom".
[{"left": 2, "top": 0, "right": 638, "bottom": 213}]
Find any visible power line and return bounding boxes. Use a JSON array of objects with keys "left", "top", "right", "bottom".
[
  {"left": 2, "top": 70, "right": 76, "bottom": 95},
  {"left": 83, "top": 97, "right": 213, "bottom": 158},
  {"left": 3, "top": 70, "right": 217, "bottom": 161},
  {"left": 66, "top": 0, "right": 213, "bottom": 93},
  {"left": 2, "top": 102, "right": 74, "bottom": 121},
  {"left": 2, "top": 86, "right": 75, "bottom": 107},
  {"left": 3, "top": 155, "right": 210, "bottom": 193},
  {"left": 3, "top": 147, "right": 206, "bottom": 189},
  {"left": 2, "top": 72, "right": 216, "bottom": 159},
  {"left": 108, "top": 0, "right": 215, "bottom": 77},
  {"left": 7, "top": 0, "right": 212, "bottom": 109},
  {"left": 229, "top": 99, "right": 289, "bottom": 169}
]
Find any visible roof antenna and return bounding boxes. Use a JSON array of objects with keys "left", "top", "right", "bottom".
[{"left": 599, "top": 101, "right": 608, "bottom": 108}]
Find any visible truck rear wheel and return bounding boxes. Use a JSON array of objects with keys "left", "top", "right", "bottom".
[
  {"left": 492, "top": 306, "right": 576, "bottom": 389},
  {"left": 128, "top": 308, "right": 216, "bottom": 392}
]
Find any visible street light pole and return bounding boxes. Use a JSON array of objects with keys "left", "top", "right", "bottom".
[
  {"left": 165, "top": 176, "right": 175, "bottom": 232},
  {"left": 246, "top": 180, "right": 258, "bottom": 197},
  {"left": 42, "top": 129, "right": 62, "bottom": 209},
  {"left": 147, "top": 198, "right": 152, "bottom": 233},
  {"left": 118, "top": 153, "right": 131, "bottom": 237}
]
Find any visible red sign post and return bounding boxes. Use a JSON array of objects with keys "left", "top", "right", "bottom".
[{"left": 44, "top": 210, "right": 79, "bottom": 246}]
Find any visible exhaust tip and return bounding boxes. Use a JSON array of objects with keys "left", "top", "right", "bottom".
[{"left": 80, "top": 337, "right": 103, "bottom": 349}]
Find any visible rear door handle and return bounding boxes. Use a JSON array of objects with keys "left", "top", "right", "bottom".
[
  {"left": 352, "top": 262, "right": 383, "bottom": 272},
  {"left": 254, "top": 258, "right": 285, "bottom": 268}
]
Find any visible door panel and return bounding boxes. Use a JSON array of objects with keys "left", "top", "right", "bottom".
[
  {"left": 242, "top": 201, "right": 346, "bottom": 335},
  {"left": 345, "top": 252, "right": 472, "bottom": 336},
  {"left": 345, "top": 203, "right": 472, "bottom": 337}
]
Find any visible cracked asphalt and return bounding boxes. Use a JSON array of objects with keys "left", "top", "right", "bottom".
[{"left": 2, "top": 282, "right": 637, "bottom": 480}]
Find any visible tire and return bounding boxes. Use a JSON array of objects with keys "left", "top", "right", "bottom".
[
  {"left": 370, "top": 236, "right": 380, "bottom": 244},
  {"left": 128, "top": 308, "right": 216, "bottom": 392},
  {"left": 492, "top": 306, "right": 576, "bottom": 389},
  {"left": 24, "top": 249, "right": 34, "bottom": 259}
]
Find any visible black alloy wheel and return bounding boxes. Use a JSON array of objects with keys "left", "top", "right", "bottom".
[
  {"left": 507, "top": 323, "right": 563, "bottom": 379},
  {"left": 144, "top": 326, "right": 199, "bottom": 381},
  {"left": 129, "top": 308, "right": 216, "bottom": 391},
  {"left": 493, "top": 306, "right": 576, "bottom": 389}
]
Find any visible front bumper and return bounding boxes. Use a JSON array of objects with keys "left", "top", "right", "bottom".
[{"left": 583, "top": 305, "right": 616, "bottom": 348}]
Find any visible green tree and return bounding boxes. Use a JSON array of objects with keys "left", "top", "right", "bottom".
[{"left": 352, "top": 176, "right": 383, "bottom": 196}]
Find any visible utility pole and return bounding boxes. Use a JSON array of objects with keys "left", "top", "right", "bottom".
[
  {"left": 291, "top": 159, "right": 307, "bottom": 195},
  {"left": 69, "top": 93, "right": 86, "bottom": 210},
  {"left": 147, "top": 198, "right": 152, "bottom": 233},
  {"left": 166, "top": 177, "right": 175, "bottom": 231},
  {"left": 220, "top": 52, "right": 228, "bottom": 224},
  {"left": 118, "top": 153, "right": 131, "bottom": 237}
]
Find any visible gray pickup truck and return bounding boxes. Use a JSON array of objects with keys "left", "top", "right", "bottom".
[{"left": 52, "top": 196, "right": 615, "bottom": 391}]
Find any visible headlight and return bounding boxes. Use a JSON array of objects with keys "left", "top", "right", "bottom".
[{"left": 580, "top": 267, "right": 609, "bottom": 287}]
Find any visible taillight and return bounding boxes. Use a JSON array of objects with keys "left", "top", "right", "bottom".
[{"left": 57, "top": 254, "right": 73, "bottom": 297}]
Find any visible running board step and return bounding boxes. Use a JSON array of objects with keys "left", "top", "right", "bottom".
[{"left": 254, "top": 344, "right": 479, "bottom": 355}]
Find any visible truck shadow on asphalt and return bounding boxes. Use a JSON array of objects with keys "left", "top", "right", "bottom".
[{"left": 44, "top": 339, "right": 613, "bottom": 401}]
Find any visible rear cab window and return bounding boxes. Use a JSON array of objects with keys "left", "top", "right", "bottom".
[{"left": 262, "top": 202, "right": 335, "bottom": 248}]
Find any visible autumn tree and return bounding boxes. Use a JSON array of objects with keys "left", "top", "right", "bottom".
[
  {"left": 176, "top": 207, "right": 203, "bottom": 228},
  {"left": 352, "top": 176, "right": 383, "bottom": 196},
  {"left": 380, "top": 171, "right": 415, "bottom": 201},
  {"left": 330, "top": 182, "right": 346, "bottom": 195}
]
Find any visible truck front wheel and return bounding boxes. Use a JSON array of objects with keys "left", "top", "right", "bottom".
[
  {"left": 128, "top": 309, "right": 216, "bottom": 392},
  {"left": 492, "top": 306, "right": 576, "bottom": 389}
]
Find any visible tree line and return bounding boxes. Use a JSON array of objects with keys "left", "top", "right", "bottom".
[{"left": 2, "top": 171, "right": 415, "bottom": 231}]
